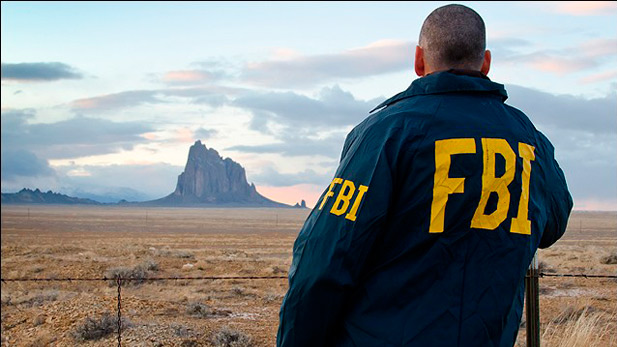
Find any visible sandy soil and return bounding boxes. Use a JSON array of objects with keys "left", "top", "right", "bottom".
[{"left": 1, "top": 206, "right": 615, "bottom": 346}]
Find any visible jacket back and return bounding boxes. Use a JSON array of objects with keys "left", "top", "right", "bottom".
[{"left": 278, "top": 71, "right": 573, "bottom": 347}]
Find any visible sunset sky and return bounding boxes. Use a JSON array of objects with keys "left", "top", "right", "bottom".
[{"left": 1, "top": 1, "right": 616, "bottom": 209}]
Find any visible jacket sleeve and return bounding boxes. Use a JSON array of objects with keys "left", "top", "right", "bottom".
[
  {"left": 538, "top": 136, "right": 573, "bottom": 249},
  {"left": 277, "top": 120, "right": 401, "bottom": 346}
]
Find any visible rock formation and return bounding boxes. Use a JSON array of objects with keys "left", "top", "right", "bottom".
[
  {"left": 294, "top": 200, "right": 307, "bottom": 209},
  {"left": 151, "top": 141, "right": 287, "bottom": 207}
]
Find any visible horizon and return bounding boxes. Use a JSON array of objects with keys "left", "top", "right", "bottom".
[
  {"left": 2, "top": 1, "right": 616, "bottom": 210},
  {"left": 3, "top": 187, "right": 617, "bottom": 213}
]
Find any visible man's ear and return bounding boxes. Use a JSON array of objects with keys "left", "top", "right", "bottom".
[
  {"left": 481, "top": 50, "right": 491, "bottom": 75},
  {"left": 415, "top": 46, "right": 426, "bottom": 77}
]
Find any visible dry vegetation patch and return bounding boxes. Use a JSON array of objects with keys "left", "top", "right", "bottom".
[{"left": 2, "top": 207, "right": 615, "bottom": 346}]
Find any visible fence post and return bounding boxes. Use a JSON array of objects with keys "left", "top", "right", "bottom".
[
  {"left": 525, "top": 253, "right": 540, "bottom": 347},
  {"left": 117, "top": 276, "right": 123, "bottom": 347}
]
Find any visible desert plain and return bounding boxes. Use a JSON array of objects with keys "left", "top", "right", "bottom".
[{"left": 1, "top": 205, "right": 616, "bottom": 346}]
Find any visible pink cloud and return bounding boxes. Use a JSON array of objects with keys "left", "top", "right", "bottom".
[
  {"left": 141, "top": 132, "right": 159, "bottom": 141},
  {"left": 255, "top": 183, "right": 324, "bottom": 208},
  {"left": 71, "top": 90, "right": 160, "bottom": 111},
  {"left": 554, "top": 1, "right": 617, "bottom": 16},
  {"left": 580, "top": 38, "right": 617, "bottom": 58},
  {"left": 71, "top": 98, "right": 99, "bottom": 110},
  {"left": 580, "top": 69, "right": 617, "bottom": 84},
  {"left": 162, "top": 70, "right": 213, "bottom": 84},
  {"left": 174, "top": 127, "right": 196, "bottom": 144},
  {"left": 502, "top": 39, "right": 615, "bottom": 77},
  {"left": 527, "top": 54, "right": 594, "bottom": 75}
]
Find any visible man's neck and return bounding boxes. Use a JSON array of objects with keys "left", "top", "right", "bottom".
[{"left": 428, "top": 69, "right": 489, "bottom": 80}]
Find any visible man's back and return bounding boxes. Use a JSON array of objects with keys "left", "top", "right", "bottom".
[{"left": 277, "top": 71, "right": 572, "bottom": 346}]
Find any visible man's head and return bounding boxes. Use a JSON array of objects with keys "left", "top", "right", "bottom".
[{"left": 415, "top": 4, "right": 491, "bottom": 76}]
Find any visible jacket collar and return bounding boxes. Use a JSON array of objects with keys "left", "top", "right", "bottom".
[{"left": 370, "top": 70, "right": 508, "bottom": 113}]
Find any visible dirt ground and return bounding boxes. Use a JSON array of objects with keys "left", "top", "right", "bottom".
[{"left": 1, "top": 206, "right": 615, "bottom": 346}]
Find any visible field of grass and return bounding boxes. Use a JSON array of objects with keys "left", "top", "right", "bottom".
[{"left": 1, "top": 205, "right": 615, "bottom": 346}]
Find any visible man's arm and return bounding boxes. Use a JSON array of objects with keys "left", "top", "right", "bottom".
[
  {"left": 538, "top": 138, "right": 573, "bottom": 249},
  {"left": 277, "top": 120, "right": 401, "bottom": 346}
]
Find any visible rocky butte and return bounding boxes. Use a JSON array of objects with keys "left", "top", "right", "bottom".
[{"left": 147, "top": 141, "right": 289, "bottom": 207}]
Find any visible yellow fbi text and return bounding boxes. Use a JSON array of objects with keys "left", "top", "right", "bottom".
[
  {"left": 430, "top": 138, "right": 535, "bottom": 235},
  {"left": 318, "top": 178, "right": 369, "bottom": 221}
]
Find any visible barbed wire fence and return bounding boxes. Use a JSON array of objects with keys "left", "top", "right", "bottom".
[
  {"left": 1, "top": 274, "right": 288, "bottom": 346},
  {"left": 1, "top": 272, "right": 616, "bottom": 347}
]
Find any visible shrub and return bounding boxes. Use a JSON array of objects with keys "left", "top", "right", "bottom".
[
  {"left": 139, "top": 258, "right": 160, "bottom": 271},
  {"left": 152, "top": 246, "right": 194, "bottom": 259},
  {"left": 171, "top": 323, "right": 191, "bottom": 337},
  {"left": 600, "top": 250, "right": 617, "bottom": 265},
  {"left": 105, "top": 260, "right": 157, "bottom": 286},
  {"left": 538, "top": 261, "right": 556, "bottom": 273},
  {"left": 106, "top": 266, "right": 147, "bottom": 286},
  {"left": 174, "top": 250, "right": 195, "bottom": 259},
  {"left": 180, "top": 340, "right": 199, "bottom": 347},
  {"left": 231, "top": 286, "right": 245, "bottom": 297},
  {"left": 271, "top": 266, "right": 287, "bottom": 275},
  {"left": 73, "top": 312, "right": 130, "bottom": 341},
  {"left": 263, "top": 293, "right": 284, "bottom": 304},
  {"left": 186, "top": 302, "right": 214, "bottom": 318},
  {"left": 186, "top": 302, "right": 230, "bottom": 318},
  {"left": 212, "top": 326, "right": 253, "bottom": 347},
  {"left": 22, "top": 290, "right": 58, "bottom": 307}
]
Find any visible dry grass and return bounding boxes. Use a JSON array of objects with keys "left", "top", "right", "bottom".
[
  {"left": 1, "top": 206, "right": 615, "bottom": 346},
  {"left": 542, "top": 306, "right": 616, "bottom": 347}
]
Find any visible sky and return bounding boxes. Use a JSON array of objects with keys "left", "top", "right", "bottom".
[{"left": 1, "top": 1, "right": 616, "bottom": 209}]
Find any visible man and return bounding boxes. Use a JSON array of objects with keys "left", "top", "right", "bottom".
[{"left": 277, "top": 4, "right": 572, "bottom": 347}]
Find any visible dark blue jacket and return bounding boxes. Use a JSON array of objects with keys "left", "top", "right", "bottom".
[{"left": 277, "top": 71, "right": 573, "bottom": 347}]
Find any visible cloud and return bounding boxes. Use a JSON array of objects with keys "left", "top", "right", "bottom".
[
  {"left": 250, "top": 166, "right": 332, "bottom": 187},
  {"left": 228, "top": 85, "right": 378, "bottom": 160},
  {"left": 233, "top": 85, "right": 376, "bottom": 130},
  {"left": 228, "top": 133, "right": 346, "bottom": 159},
  {"left": 1, "top": 109, "right": 155, "bottom": 159},
  {"left": 506, "top": 85, "right": 616, "bottom": 204},
  {"left": 229, "top": 140, "right": 334, "bottom": 158},
  {"left": 1, "top": 149, "right": 56, "bottom": 180},
  {"left": 164, "top": 87, "right": 235, "bottom": 106},
  {"left": 72, "top": 90, "right": 164, "bottom": 112},
  {"left": 151, "top": 58, "right": 236, "bottom": 86},
  {"left": 527, "top": 55, "right": 595, "bottom": 75},
  {"left": 160, "top": 69, "right": 226, "bottom": 85},
  {"left": 551, "top": 1, "right": 617, "bottom": 16},
  {"left": 241, "top": 40, "right": 413, "bottom": 88},
  {"left": 507, "top": 85, "right": 616, "bottom": 135},
  {"left": 236, "top": 84, "right": 617, "bottom": 208},
  {"left": 580, "top": 69, "right": 617, "bottom": 84},
  {"left": 71, "top": 86, "right": 240, "bottom": 112},
  {"left": 497, "top": 38, "right": 617, "bottom": 76},
  {"left": 1, "top": 62, "right": 83, "bottom": 81},
  {"left": 194, "top": 127, "right": 218, "bottom": 140}
]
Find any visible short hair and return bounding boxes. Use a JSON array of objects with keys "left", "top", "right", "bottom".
[{"left": 419, "top": 4, "right": 486, "bottom": 70}]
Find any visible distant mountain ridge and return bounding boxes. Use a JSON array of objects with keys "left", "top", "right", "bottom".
[{"left": 1, "top": 188, "right": 101, "bottom": 205}]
